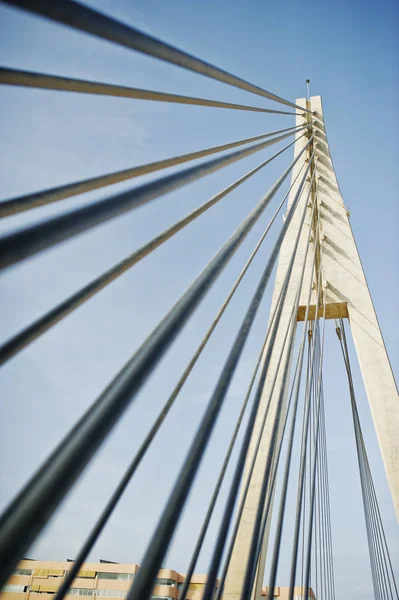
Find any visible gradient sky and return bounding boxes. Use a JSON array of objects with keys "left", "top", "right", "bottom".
[{"left": 0, "top": 1, "right": 398, "bottom": 599}]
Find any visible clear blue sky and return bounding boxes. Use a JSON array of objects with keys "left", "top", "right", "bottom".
[{"left": 0, "top": 0, "right": 398, "bottom": 598}]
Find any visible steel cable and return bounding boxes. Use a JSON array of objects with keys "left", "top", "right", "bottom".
[
  {"left": 239, "top": 152, "right": 318, "bottom": 599},
  {"left": 177, "top": 279, "right": 295, "bottom": 600},
  {"left": 299, "top": 334, "right": 313, "bottom": 596},
  {"left": 126, "top": 143, "right": 315, "bottom": 600},
  {"left": 3, "top": 0, "right": 311, "bottom": 112},
  {"left": 337, "top": 320, "right": 398, "bottom": 600},
  {"left": 214, "top": 294, "right": 302, "bottom": 600},
  {"left": 313, "top": 326, "right": 320, "bottom": 599},
  {"left": 264, "top": 201, "right": 318, "bottom": 600},
  {"left": 318, "top": 383, "right": 335, "bottom": 600},
  {"left": 175, "top": 166, "right": 307, "bottom": 600},
  {"left": 247, "top": 178, "right": 319, "bottom": 599},
  {"left": 214, "top": 298, "right": 298, "bottom": 600},
  {"left": 338, "top": 322, "right": 388, "bottom": 598},
  {"left": 53, "top": 158, "right": 305, "bottom": 600},
  {"left": 201, "top": 151, "right": 317, "bottom": 600},
  {"left": 320, "top": 388, "right": 336, "bottom": 600},
  {"left": 0, "top": 126, "right": 311, "bottom": 272},
  {"left": 0, "top": 123, "right": 305, "bottom": 218},
  {"left": 303, "top": 292, "right": 327, "bottom": 600},
  {"left": 0, "top": 67, "right": 300, "bottom": 117},
  {"left": 0, "top": 137, "right": 313, "bottom": 587},
  {"left": 287, "top": 234, "right": 325, "bottom": 600},
  {"left": 360, "top": 434, "right": 398, "bottom": 598},
  {"left": 338, "top": 324, "right": 384, "bottom": 598},
  {"left": 0, "top": 136, "right": 304, "bottom": 366}
]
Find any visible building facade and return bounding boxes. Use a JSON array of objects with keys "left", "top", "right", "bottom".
[{"left": 0, "top": 560, "right": 316, "bottom": 600}]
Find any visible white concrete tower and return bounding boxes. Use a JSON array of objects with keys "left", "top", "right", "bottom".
[{"left": 224, "top": 96, "right": 399, "bottom": 600}]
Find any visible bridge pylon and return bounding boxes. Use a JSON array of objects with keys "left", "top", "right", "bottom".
[{"left": 224, "top": 95, "right": 399, "bottom": 599}]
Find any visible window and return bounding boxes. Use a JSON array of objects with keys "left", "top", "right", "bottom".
[
  {"left": 189, "top": 583, "right": 204, "bottom": 591},
  {"left": 154, "top": 579, "right": 176, "bottom": 587},
  {"left": 66, "top": 589, "right": 93, "bottom": 596},
  {"left": 97, "top": 574, "right": 132, "bottom": 581},
  {"left": 37, "top": 584, "right": 59, "bottom": 594},
  {"left": 2, "top": 585, "right": 27, "bottom": 593},
  {"left": 34, "top": 571, "right": 49, "bottom": 579},
  {"left": 96, "top": 591, "right": 127, "bottom": 598},
  {"left": 13, "top": 570, "right": 32, "bottom": 577}
]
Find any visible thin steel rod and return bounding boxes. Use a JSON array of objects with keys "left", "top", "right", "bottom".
[
  {"left": 309, "top": 324, "right": 317, "bottom": 597},
  {"left": 127, "top": 145, "right": 314, "bottom": 600},
  {"left": 0, "top": 137, "right": 302, "bottom": 367},
  {"left": 287, "top": 239, "right": 324, "bottom": 600},
  {"left": 362, "top": 437, "right": 391, "bottom": 600},
  {"left": 203, "top": 153, "right": 316, "bottom": 600},
  {"left": 245, "top": 178, "right": 318, "bottom": 600},
  {"left": 176, "top": 303, "right": 276, "bottom": 600},
  {"left": 175, "top": 168, "right": 306, "bottom": 600},
  {"left": 356, "top": 409, "right": 383, "bottom": 599},
  {"left": 214, "top": 299, "right": 296, "bottom": 600},
  {"left": 256, "top": 166, "right": 318, "bottom": 600},
  {"left": 316, "top": 327, "right": 324, "bottom": 600},
  {"left": 260, "top": 369, "right": 312, "bottom": 600},
  {"left": 360, "top": 435, "right": 398, "bottom": 598},
  {"left": 311, "top": 290, "right": 335, "bottom": 600},
  {"left": 212, "top": 295, "right": 298, "bottom": 600},
  {"left": 240, "top": 162, "right": 318, "bottom": 599},
  {"left": 324, "top": 392, "right": 336, "bottom": 600},
  {"left": 318, "top": 387, "right": 331, "bottom": 600},
  {"left": 265, "top": 212, "right": 317, "bottom": 600},
  {"left": 0, "top": 126, "right": 311, "bottom": 272},
  {"left": 306, "top": 322, "right": 318, "bottom": 595},
  {"left": 308, "top": 325, "right": 317, "bottom": 598},
  {"left": 308, "top": 325, "right": 316, "bottom": 596},
  {"left": 215, "top": 166, "right": 315, "bottom": 600},
  {"left": 0, "top": 67, "right": 300, "bottom": 116},
  {"left": 250, "top": 202, "right": 316, "bottom": 600},
  {"left": 53, "top": 159, "right": 301, "bottom": 600},
  {"left": 350, "top": 351, "right": 396, "bottom": 598},
  {"left": 337, "top": 325, "right": 383, "bottom": 599},
  {"left": 242, "top": 310, "right": 298, "bottom": 600},
  {"left": 215, "top": 296, "right": 296, "bottom": 600},
  {"left": 216, "top": 279, "right": 299, "bottom": 600},
  {"left": 0, "top": 123, "right": 305, "bottom": 218},
  {"left": 300, "top": 362, "right": 308, "bottom": 592},
  {"left": 252, "top": 328, "right": 298, "bottom": 600},
  {"left": 303, "top": 296, "right": 327, "bottom": 600},
  {"left": 360, "top": 436, "right": 382, "bottom": 598},
  {"left": 215, "top": 235, "right": 309, "bottom": 600},
  {"left": 0, "top": 138, "right": 312, "bottom": 588},
  {"left": 313, "top": 332, "right": 320, "bottom": 599},
  {"left": 338, "top": 322, "right": 398, "bottom": 599},
  {"left": 253, "top": 305, "right": 301, "bottom": 600},
  {"left": 300, "top": 338, "right": 312, "bottom": 595},
  {"left": 362, "top": 440, "right": 398, "bottom": 598},
  {"left": 321, "top": 393, "right": 330, "bottom": 600},
  {"left": 320, "top": 389, "right": 336, "bottom": 600},
  {"left": 3, "top": 0, "right": 311, "bottom": 112}
]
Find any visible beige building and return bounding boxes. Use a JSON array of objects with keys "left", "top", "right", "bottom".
[{"left": 0, "top": 560, "right": 316, "bottom": 600}]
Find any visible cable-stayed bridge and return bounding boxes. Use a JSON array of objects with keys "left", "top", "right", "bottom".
[{"left": 0, "top": 2, "right": 398, "bottom": 600}]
